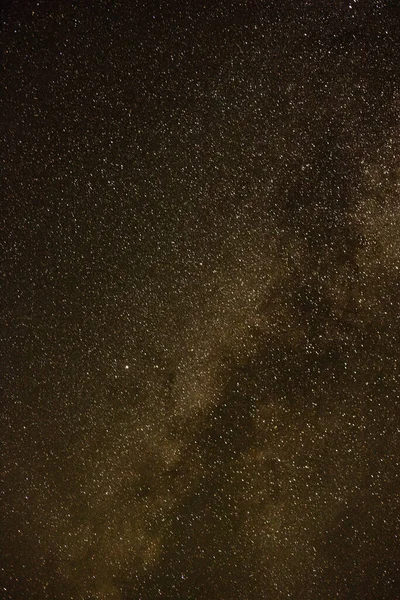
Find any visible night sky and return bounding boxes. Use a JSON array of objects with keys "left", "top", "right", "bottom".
[{"left": 2, "top": 1, "right": 400, "bottom": 598}]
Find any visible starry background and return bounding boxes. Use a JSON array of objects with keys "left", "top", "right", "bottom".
[{"left": 1, "top": 0, "right": 400, "bottom": 598}]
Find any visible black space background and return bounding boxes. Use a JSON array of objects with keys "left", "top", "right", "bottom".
[{"left": 2, "top": 1, "right": 400, "bottom": 599}]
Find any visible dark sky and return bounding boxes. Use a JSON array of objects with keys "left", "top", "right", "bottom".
[{"left": 2, "top": 1, "right": 400, "bottom": 599}]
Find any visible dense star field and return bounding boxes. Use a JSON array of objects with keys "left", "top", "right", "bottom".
[{"left": 2, "top": 1, "right": 400, "bottom": 598}]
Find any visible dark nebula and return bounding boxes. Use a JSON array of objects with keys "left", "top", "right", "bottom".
[{"left": 2, "top": 1, "right": 400, "bottom": 599}]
